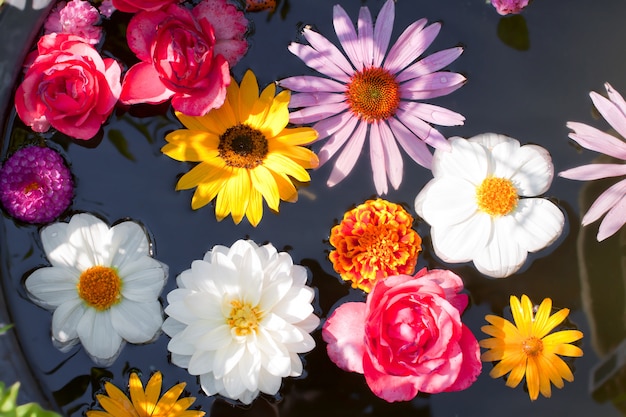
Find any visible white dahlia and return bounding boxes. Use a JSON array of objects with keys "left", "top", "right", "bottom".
[{"left": 162, "top": 239, "right": 320, "bottom": 404}]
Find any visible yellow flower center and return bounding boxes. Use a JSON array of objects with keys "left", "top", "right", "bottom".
[
  {"left": 77, "top": 266, "right": 122, "bottom": 311},
  {"left": 346, "top": 67, "right": 400, "bottom": 122},
  {"left": 23, "top": 181, "right": 40, "bottom": 193},
  {"left": 218, "top": 124, "right": 268, "bottom": 169},
  {"left": 475, "top": 177, "right": 519, "bottom": 216},
  {"left": 227, "top": 300, "right": 262, "bottom": 336},
  {"left": 522, "top": 336, "right": 544, "bottom": 357}
]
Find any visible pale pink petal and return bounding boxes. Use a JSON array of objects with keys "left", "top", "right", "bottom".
[
  {"left": 357, "top": 5, "right": 374, "bottom": 67},
  {"left": 322, "top": 302, "right": 366, "bottom": 374},
  {"left": 400, "top": 72, "right": 467, "bottom": 100},
  {"left": 280, "top": 75, "right": 346, "bottom": 94},
  {"left": 605, "top": 83, "right": 626, "bottom": 119},
  {"left": 288, "top": 102, "right": 349, "bottom": 125},
  {"left": 590, "top": 88, "right": 626, "bottom": 142},
  {"left": 372, "top": 0, "right": 394, "bottom": 67},
  {"left": 120, "top": 62, "right": 173, "bottom": 105},
  {"left": 598, "top": 191, "right": 626, "bottom": 241},
  {"left": 333, "top": 4, "right": 362, "bottom": 70},
  {"left": 379, "top": 120, "right": 403, "bottom": 190},
  {"left": 396, "top": 47, "right": 464, "bottom": 82},
  {"left": 369, "top": 123, "right": 388, "bottom": 195},
  {"left": 402, "top": 102, "right": 465, "bottom": 127},
  {"left": 214, "top": 39, "right": 249, "bottom": 67},
  {"left": 388, "top": 117, "right": 432, "bottom": 168},
  {"left": 302, "top": 28, "right": 354, "bottom": 76},
  {"left": 288, "top": 92, "right": 346, "bottom": 108},
  {"left": 313, "top": 111, "right": 355, "bottom": 140},
  {"left": 287, "top": 42, "right": 351, "bottom": 83},
  {"left": 316, "top": 113, "right": 359, "bottom": 165},
  {"left": 383, "top": 19, "right": 431, "bottom": 74},
  {"left": 581, "top": 178, "right": 626, "bottom": 227},
  {"left": 566, "top": 121, "right": 626, "bottom": 160},
  {"left": 328, "top": 121, "right": 367, "bottom": 186},
  {"left": 395, "top": 106, "right": 452, "bottom": 150},
  {"left": 559, "top": 163, "right": 626, "bottom": 181}
]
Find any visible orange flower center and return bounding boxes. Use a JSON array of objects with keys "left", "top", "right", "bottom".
[
  {"left": 227, "top": 300, "right": 262, "bottom": 336},
  {"left": 77, "top": 266, "right": 122, "bottom": 311},
  {"left": 346, "top": 67, "right": 400, "bottom": 122},
  {"left": 475, "top": 177, "right": 519, "bottom": 216},
  {"left": 218, "top": 124, "right": 268, "bottom": 169},
  {"left": 522, "top": 336, "right": 544, "bottom": 357}
]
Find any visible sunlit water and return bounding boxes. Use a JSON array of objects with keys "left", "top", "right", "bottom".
[{"left": 3, "top": 0, "right": 626, "bottom": 415}]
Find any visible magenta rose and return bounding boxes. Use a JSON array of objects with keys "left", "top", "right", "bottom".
[
  {"left": 112, "top": 0, "right": 177, "bottom": 13},
  {"left": 323, "top": 268, "right": 481, "bottom": 402},
  {"left": 15, "top": 33, "right": 121, "bottom": 140},
  {"left": 120, "top": 0, "right": 248, "bottom": 116},
  {"left": 490, "top": 0, "right": 530, "bottom": 15}
]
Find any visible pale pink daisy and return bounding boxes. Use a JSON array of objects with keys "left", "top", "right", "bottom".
[
  {"left": 279, "top": 0, "right": 465, "bottom": 195},
  {"left": 559, "top": 83, "right": 626, "bottom": 241}
]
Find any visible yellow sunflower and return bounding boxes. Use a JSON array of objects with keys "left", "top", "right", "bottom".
[
  {"left": 479, "top": 295, "right": 583, "bottom": 401},
  {"left": 162, "top": 70, "right": 319, "bottom": 226},
  {"left": 86, "top": 371, "right": 204, "bottom": 417}
]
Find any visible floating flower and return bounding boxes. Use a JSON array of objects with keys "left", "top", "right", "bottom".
[
  {"left": 43, "top": 0, "right": 102, "bottom": 45},
  {"left": 414, "top": 133, "right": 564, "bottom": 278},
  {"left": 99, "top": 0, "right": 115, "bottom": 19},
  {"left": 162, "top": 239, "right": 320, "bottom": 404},
  {"left": 0, "top": 146, "right": 73, "bottom": 224},
  {"left": 120, "top": 0, "right": 248, "bottom": 116},
  {"left": 479, "top": 295, "right": 583, "bottom": 401},
  {"left": 24, "top": 213, "right": 168, "bottom": 366},
  {"left": 15, "top": 33, "right": 121, "bottom": 140},
  {"left": 111, "top": 0, "right": 176, "bottom": 14},
  {"left": 280, "top": 0, "right": 465, "bottom": 194},
  {"left": 328, "top": 198, "right": 421, "bottom": 292},
  {"left": 162, "top": 70, "right": 319, "bottom": 226},
  {"left": 323, "top": 268, "right": 481, "bottom": 402},
  {"left": 558, "top": 83, "right": 626, "bottom": 241},
  {"left": 490, "top": 0, "right": 530, "bottom": 15},
  {"left": 86, "top": 371, "right": 205, "bottom": 417},
  {"left": 245, "top": 0, "right": 276, "bottom": 12}
]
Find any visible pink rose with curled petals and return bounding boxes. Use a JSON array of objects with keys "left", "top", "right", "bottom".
[
  {"left": 15, "top": 33, "right": 121, "bottom": 140},
  {"left": 111, "top": 0, "right": 176, "bottom": 14},
  {"left": 120, "top": 0, "right": 248, "bottom": 116},
  {"left": 490, "top": 0, "right": 530, "bottom": 15},
  {"left": 323, "top": 268, "right": 481, "bottom": 402}
]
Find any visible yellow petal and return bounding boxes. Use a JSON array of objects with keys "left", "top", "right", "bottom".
[
  {"left": 257, "top": 89, "right": 290, "bottom": 138},
  {"left": 274, "top": 126, "right": 319, "bottom": 146},
  {"left": 510, "top": 295, "right": 533, "bottom": 338},
  {"left": 143, "top": 372, "right": 163, "bottom": 415},
  {"left": 175, "top": 112, "right": 221, "bottom": 135},
  {"left": 265, "top": 152, "right": 311, "bottom": 182},
  {"left": 191, "top": 181, "right": 224, "bottom": 210},
  {"left": 272, "top": 171, "right": 298, "bottom": 202},
  {"left": 86, "top": 411, "right": 113, "bottom": 417},
  {"left": 239, "top": 70, "right": 259, "bottom": 120},
  {"left": 539, "top": 308, "right": 570, "bottom": 339},
  {"left": 524, "top": 356, "right": 541, "bottom": 400},
  {"left": 531, "top": 297, "right": 553, "bottom": 338},
  {"left": 153, "top": 382, "right": 185, "bottom": 415},
  {"left": 225, "top": 169, "right": 251, "bottom": 224},
  {"left": 270, "top": 143, "right": 319, "bottom": 169},
  {"left": 245, "top": 188, "right": 264, "bottom": 226},
  {"left": 98, "top": 394, "right": 137, "bottom": 417},
  {"left": 128, "top": 373, "right": 148, "bottom": 416},
  {"left": 227, "top": 75, "right": 241, "bottom": 121},
  {"left": 176, "top": 159, "right": 228, "bottom": 191},
  {"left": 250, "top": 165, "right": 280, "bottom": 211},
  {"left": 215, "top": 183, "right": 232, "bottom": 222},
  {"left": 162, "top": 131, "right": 219, "bottom": 162},
  {"left": 542, "top": 329, "right": 584, "bottom": 350}
]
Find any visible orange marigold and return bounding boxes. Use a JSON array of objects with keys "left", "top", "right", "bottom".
[{"left": 328, "top": 198, "right": 422, "bottom": 292}]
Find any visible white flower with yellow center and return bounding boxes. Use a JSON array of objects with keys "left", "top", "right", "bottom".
[
  {"left": 24, "top": 213, "right": 168, "bottom": 366},
  {"left": 162, "top": 239, "right": 320, "bottom": 405},
  {"left": 414, "top": 133, "right": 565, "bottom": 278}
]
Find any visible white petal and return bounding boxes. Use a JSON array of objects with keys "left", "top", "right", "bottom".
[
  {"left": 167, "top": 332, "right": 195, "bottom": 356},
  {"left": 213, "top": 341, "right": 245, "bottom": 379},
  {"left": 418, "top": 177, "right": 478, "bottom": 227},
  {"left": 40, "top": 221, "right": 76, "bottom": 268},
  {"left": 473, "top": 216, "right": 528, "bottom": 278},
  {"left": 200, "top": 372, "right": 222, "bottom": 396},
  {"left": 109, "top": 300, "right": 163, "bottom": 343},
  {"left": 161, "top": 316, "right": 185, "bottom": 338},
  {"left": 77, "top": 308, "right": 123, "bottom": 366},
  {"left": 164, "top": 288, "right": 198, "bottom": 325},
  {"left": 195, "top": 324, "right": 232, "bottom": 351},
  {"left": 271, "top": 287, "right": 315, "bottom": 323},
  {"left": 25, "top": 267, "right": 78, "bottom": 308},
  {"left": 188, "top": 349, "right": 217, "bottom": 375},
  {"left": 120, "top": 259, "right": 167, "bottom": 303},
  {"left": 257, "top": 367, "right": 282, "bottom": 395},
  {"left": 511, "top": 199, "right": 565, "bottom": 253},
  {"left": 432, "top": 137, "right": 490, "bottom": 184},
  {"left": 109, "top": 221, "right": 151, "bottom": 269},
  {"left": 508, "top": 144, "right": 554, "bottom": 196},
  {"left": 238, "top": 344, "right": 261, "bottom": 391},
  {"left": 51, "top": 298, "right": 86, "bottom": 344},
  {"left": 431, "top": 213, "right": 492, "bottom": 263},
  {"left": 67, "top": 213, "right": 113, "bottom": 268}
]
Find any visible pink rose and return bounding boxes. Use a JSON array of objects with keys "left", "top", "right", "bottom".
[
  {"left": 44, "top": 0, "right": 102, "bottom": 45},
  {"left": 111, "top": 0, "right": 176, "bottom": 13},
  {"left": 490, "top": 0, "right": 530, "bottom": 15},
  {"left": 15, "top": 33, "right": 121, "bottom": 140},
  {"left": 120, "top": 0, "right": 248, "bottom": 116},
  {"left": 323, "top": 268, "right": 481, "bottom": 402}
]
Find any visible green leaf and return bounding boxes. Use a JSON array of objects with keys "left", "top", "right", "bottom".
[{"left": 0, "top": 382, "right": 61, "bottom": 417}]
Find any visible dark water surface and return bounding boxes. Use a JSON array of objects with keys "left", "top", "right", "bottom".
[{"left": 3, "top": 0, "right": 626, "bottom": 416}]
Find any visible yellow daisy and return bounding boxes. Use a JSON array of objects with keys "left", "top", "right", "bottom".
[
  {"left": 479, "top": 295, "right": 583, "bottom": 401},
  {"left": 86, "top": 371, "right": 204, "bottom": 417},
  {"left": 162, "top": 70, "right": 319, "bottom": 226}
]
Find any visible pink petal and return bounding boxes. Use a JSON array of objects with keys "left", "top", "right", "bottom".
[
  {"left": 287, "top": 42, "right": 351, "bottom": 83},
  {"left": 316, "top": 112, "right": 359, "bottom": 165},
  {"left": 126, "top": 10, "right": 167, "bottom": 61},
  {"left": 402, "top": 102, "right": 465, "bottom": 127},
  {"left": 302, "top": 27, "right": 354, "bottom": 77},
  {"left": 590, "top": 89, "right": 626, "bottom": 142},
  {"left": 322, "top": 302, "right": 366, "bottom": 374},
  {"left": 327, "top": 120, "right": 367, "bottom": 186},
  {"left": 383, "top": 19, "right": 431, "bottom": 75},
  {"left": 363, "top": 353, "right": 419, "bottom": 402},
  {"left": 443, "top": 325, "right": 482, "bottom": 392},
  {"left": 214, "top": 39, "right": 249, "bottom": 68},
  {"left": 566, "top": 121, "right": 626, "bottom": 160},
  {"left": 559, "top": 163, "right": 626, "bottom": 181},
  {"left": 413, "top": 267, "right": 467, "bottom": 312},
  {"left": 357, "top": 5, "right": 374, "bottom": 67},
  {"left": 281, "top": 75, "right": 346, "bottom": 94},
  {"left": 288, "top": 102, "right": 349, "bottom": 125},
  {"left": 170, "top": 57, "right": 230, "bottom": 116},
  {"left": 598, "top": 191, "right": 626, "bottom": 241},
  {"left": 119, "top": 62, "right": 173, "bottom": 105},
  {"left": 369, "top": 123, "right": 388, "bottom": 195},
  {"left": 379, "top": 120, "right": 403, "bottom": 190},
  {"left": 333, "top": 3, "right": 362, "bottom": 70},
  {"left": 388, "top": 117, "right": 433, "bottom": 168},
  {"left": 397, "top": 47, "right": 464, "bottom": 83},
  {"left": 395, "top": 107, "right": 452, "bottom": 150},
  {"left": 372, "top": 0, "right": 394, "bottom": 67},
  {"left": 288, "top": 92, "right": 346, "bottom": 108},
  {"left": 400, "top": 72, "right": 467, "bottom": 100},
  {"left": 581, "top": 178, "right": 626, "bottom": 227}
]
